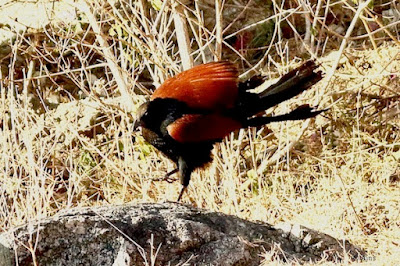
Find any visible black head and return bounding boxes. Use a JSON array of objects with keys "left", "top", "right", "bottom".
[{"left": 134, "top": 98, "right": 190, "bottom": 133}]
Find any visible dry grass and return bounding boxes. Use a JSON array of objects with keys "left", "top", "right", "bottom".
[{"left": 0, "top": 0, "right": 399, "bottom": 264}]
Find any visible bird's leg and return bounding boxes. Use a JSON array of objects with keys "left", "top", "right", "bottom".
[
  {"left": 176, "top": 157, "right": 193, "bottom": 202},
  {"left": 177, "top": 186, "right": 187, "bottom": 202}
]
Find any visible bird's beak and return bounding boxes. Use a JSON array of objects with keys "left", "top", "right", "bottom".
[
  {"left": 133, "top": 102, "right": 149, "bottom": 131},
  {"left": 133, "top": 119, "right": 141, "bottom": 131}
]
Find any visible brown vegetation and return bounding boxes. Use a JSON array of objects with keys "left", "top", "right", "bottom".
[{"left": 0, "top": 0, "right": 399, "bottom": 264}]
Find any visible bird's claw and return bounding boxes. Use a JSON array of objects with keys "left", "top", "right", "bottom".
[
  {"left": 150, "top": 176, "right": 178, "bottom": 183},
  {"left": 151, "top": 169, "right": 179, "bottom": 183},
  {"left": 163, "top": 175, "right": 178, "bottom": 183}
]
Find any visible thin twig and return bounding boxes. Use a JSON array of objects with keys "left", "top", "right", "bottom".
[
  {"left": 360, "top": 15, "right": 377, "bottom": 50},
  {"left": 257, "top": 120, "right": 311, "bottom": 175},
  {"left": 365, "top": 8, "right": 400, "bottom": 47},
  {"left": 79, "top": 1, "right": 133, "bottom": 109},
  {"left": 325, "top": 0, "right": 374, "bottom": 84},
  {"left": 214, "top": 0, "right": 223, "bottom": 60},
  {"left": 173, "top": 2, "right": 193, "bottom": 69}
]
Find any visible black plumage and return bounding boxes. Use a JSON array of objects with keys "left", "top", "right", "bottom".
[{"left": 135, "top": 60, "right": 324, "bottom": 201}]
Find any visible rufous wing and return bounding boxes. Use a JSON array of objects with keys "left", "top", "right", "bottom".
[
  {"left": 166, "top": 114, "right": 242, "bottom": 143},
  {"left": 151, "top": 62, "right": 239, "bottom": 111}
]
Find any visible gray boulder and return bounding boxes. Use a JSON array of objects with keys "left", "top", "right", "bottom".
[{"left": 0, "top": 203, "right": 364, "bottom": 265}]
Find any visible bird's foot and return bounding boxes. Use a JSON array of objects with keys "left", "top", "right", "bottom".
[
  {"left": 163, "top": 175, "right": 178, "bottom": 183},
  {"left": 151, "top": 168, "right": 179, "bottom": 183}
]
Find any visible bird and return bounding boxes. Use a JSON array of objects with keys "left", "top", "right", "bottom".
[{"left": 135, "top": 60, "right": 324, "bottom": 201}]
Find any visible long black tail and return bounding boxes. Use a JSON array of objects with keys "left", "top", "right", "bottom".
[
  {"left": 245, "top": 104, "right": 326, "bottom": 127},
  {"left": 258, "top": 60, "right": 322, "bottom": 107},
  {"left": 239, "top": 60, "right": 323, "bottom": 117}
]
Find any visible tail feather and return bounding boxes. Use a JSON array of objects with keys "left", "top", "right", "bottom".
[
  {"left": 245, "top": 105, "right": 327, "bottom": 128},
  {"left": 238, "top": 75, "right": 265, "bottom": 91},
  {"left": 253, "top": 60, "right": 323, "bottom": 113}
]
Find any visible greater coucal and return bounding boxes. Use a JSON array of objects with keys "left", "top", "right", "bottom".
[{"left": 135, "top": 60, "right": 324, "bottom": 201}]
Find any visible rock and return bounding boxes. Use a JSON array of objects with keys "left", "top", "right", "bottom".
[{"left": 0, "top": 203, "right": 364, "bottom": 265}]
